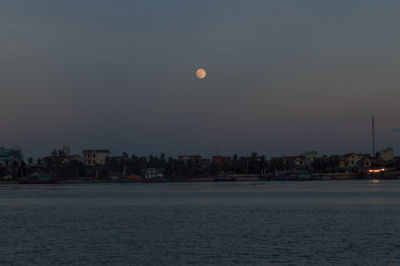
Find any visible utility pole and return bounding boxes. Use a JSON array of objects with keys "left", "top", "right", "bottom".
[
  {"left": 246, "top": 154, "right": 249, "bottom": 174},
  {"left": 372, "top": 116, "right": 375, "bottom": 158}
]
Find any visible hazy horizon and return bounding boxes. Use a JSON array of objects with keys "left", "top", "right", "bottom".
[{"left": 2, "top": 0, "right": 400, "bottom": 159}]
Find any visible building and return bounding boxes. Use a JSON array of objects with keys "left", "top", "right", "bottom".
[
  {"left": 61, "top": 145, "right": 70, "bottom": 156},
  {"left": 272, "top": 155, "right": 306, "bottom": 168},
  {"left": 0, "top": 146, "right": 22, "bottom": 165},
  {"left": 178, "top": 155, "right": 202, "bottom": 162},
  {"left": 359, "top": 157, "right": 372, "bottom": 168},
  {"left": 343, "top": 153, "right": 370, "bottom": 168},
  {"left": 376, "top": 148, "right": 394, "bottom": 162},
  {"left": 301, "top": 151, "right": 318, "bottom": 162},
  {"left": 142, "top": 168, "right": 164, "bottom": 180},
  {"left": 212, "top": 156, "right": 232, "bottom": 164},
  {"left": 63, "top": 155, "right": 83, "bottom": 164},
  {"left": 288, "top": 156, "right": 306, "bottom": 167},
  {"left": 82, "top": 150, "right": 110, "bottom": 166},
  {"left": 329, "top": 155, "right": 346, "bottom": 168}
]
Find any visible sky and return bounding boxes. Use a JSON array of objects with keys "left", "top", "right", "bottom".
[{"left": 1, "top": 0, "right": 400, "bottom": 159}]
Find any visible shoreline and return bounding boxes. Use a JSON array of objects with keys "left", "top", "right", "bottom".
[{"left": 1, "top": 175, "right": 399, "bottom": 185}]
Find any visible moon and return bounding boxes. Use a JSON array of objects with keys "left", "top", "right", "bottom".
[{"left": 196, "top": 68, "right": 207, "bottom": 79}]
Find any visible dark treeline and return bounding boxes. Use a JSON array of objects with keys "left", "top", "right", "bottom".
[
  {"left": 0, "top": 151, "right": 271, "bottom": 180},
  {"left": 102, "top": 152, "right": 268, "bottom": 179},
  {"left": 2, "top": 149, "right": 400, "bottom": 180}
]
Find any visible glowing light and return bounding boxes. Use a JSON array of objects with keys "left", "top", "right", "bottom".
[{"left": 368, "top": 168, "right": 385, "bottom": 173}]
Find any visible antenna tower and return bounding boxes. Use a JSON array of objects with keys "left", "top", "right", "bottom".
[{"left": 372, "top": 116, "right": 375, "bottom": 158}]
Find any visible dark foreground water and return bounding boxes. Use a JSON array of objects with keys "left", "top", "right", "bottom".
[{"left": 1, "top": 181, "right": 400, "bottom": 265}]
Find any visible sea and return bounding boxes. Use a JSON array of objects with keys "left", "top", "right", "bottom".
[{"left": 1, "top": 180, "right": 400, "bottom": 265}]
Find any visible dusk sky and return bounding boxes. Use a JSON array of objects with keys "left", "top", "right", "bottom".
[{"left": 1, "top": 1, "right": 400, "bottom": 159}]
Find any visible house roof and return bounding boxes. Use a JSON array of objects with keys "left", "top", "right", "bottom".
[
  {"left": 178, "top": 155, "right": 202, "bottom": 159},
  {"left": 64, "top": 155, "right": 81, "bottom": 160},
  {"left": 82, "top": 150, "right": 110, "bottom": 153},
  {"left": 343, "top": 153, "right": 370, "bottom": 158},
  {"left": 212, "top": 156, "right": 231, "bottom": 160},
  {"left": 282, "top": 156, "right": 305, "bottom": 160}
]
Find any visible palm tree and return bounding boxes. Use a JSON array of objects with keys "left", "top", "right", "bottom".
[
  {"left": 250, "top": 152, "right": 258, "bottom": 174},
  {"left": 28, "top": 157, "right": 33, "bottom": 169},
  {"left": 10, "top": 160, "right": 20, "bottom": 179},
  {"left": 121, "top": 152, "right": 129, "bottom": 175},
  {"left": 51, "top": 150, "right": 58, "bottom": 157},
  {"left": 122, "top": 152, "right": 129, "bottom": 160},
  {"left": 4, "top": 159, "right": 9, "bottom": 176},
  {"left": 160, "top": 153, "right": 165, "bottom": 161}
]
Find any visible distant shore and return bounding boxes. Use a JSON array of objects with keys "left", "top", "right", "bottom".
[{"left": 2, "top": 173, "right": 399, "bottom": 185}]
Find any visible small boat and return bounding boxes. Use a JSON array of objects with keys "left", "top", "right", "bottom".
[
  {"left": 258, "top": 175, "right": 272, "bottom": 181},
  {"left": 352, "top": 174, "right": 370, "bottom": 180},
  {"left": 214, "top": 172, "right": 236, "bottom": 181},
  {"left": 18, "top": 174, "right": 56, "bottom": 184},
  {"left": 142, "top": 175, "right": 170, "bottom": 183},
  {"left": 120, "top": 168, "right": 170, "bottom": 183},
  {"left": 214, "top": 176, "right": 236, "bottom": 181},
  {"left": 369, "top": 179, "right": 380, "bottom": 184},
  {"left": 258, "top": 174, "right": 287, "bottom": 181},
  {"left": 353, "top": 168, "right": 398, "bottom": 180},
  {"left": 120, "top": 175, "right": 142, "bottom": 183},
  {"left": 262, "top": 173, "right": 312, "bottom": 181},
  {"left": 284, "top": 173, "right": 313, "bottom": 181},
  {"left": 142, "top": 168, "right": 170, "bottom": 183}
]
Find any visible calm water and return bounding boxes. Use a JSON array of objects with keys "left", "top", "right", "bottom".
[{"left": 1, "top": 181, "right": 400, "bottom": 265}]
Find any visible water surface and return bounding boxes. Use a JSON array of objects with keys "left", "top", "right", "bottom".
[{"left": 1, "top": 181, "right": 400, "bottom": 265}]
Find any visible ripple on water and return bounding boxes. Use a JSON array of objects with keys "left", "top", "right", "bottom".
[{"left": 0, "top": 181, "right": 400, "bottom": 265}]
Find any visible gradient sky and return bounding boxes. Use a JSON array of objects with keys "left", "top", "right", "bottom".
[{"left": 1, "top": 0, "right": 400, "bottom": 159}]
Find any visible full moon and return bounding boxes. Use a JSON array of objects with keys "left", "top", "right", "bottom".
[{"left": 196, "top": 68, "right": 207, "bottom": 79}]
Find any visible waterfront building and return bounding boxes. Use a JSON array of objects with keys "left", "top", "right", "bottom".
[
  {"left": 178, "top": 155, "right": 202, "bottom": 162},
  {"left": 301, "top": 151, "right": 318, "bottom": 162},
  {"left": 82, "top": 150, "right": 110, "bottom": 166},
  {"left": 329, "top": 155, "right": 346, "bottom": 168},
  {"left": 283, "top": 156, "right": 306, "bottom": 167},
  {"left": 61, "top": 145, "right": 71, "bottom": 156},
  {"left": 376, "top": 148, "right": 394, "bottom": 162},
  {"left": 142, "top": 168, "right": 164, "bottom": 180},
  {"left": 343, "top": 153, "right": 370, "bottom": 168},
  {"left": 271, "top": 155, "right": 306, "bottom": 168},
  {"left": 212, "top": 156, "right": 232, "bottom": 164},
  {"left": 63, "top": 155, "right": 83, "bottom": 164},
  {"left": 358, "top": 157, "right": 373, "bottom": 168}
]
